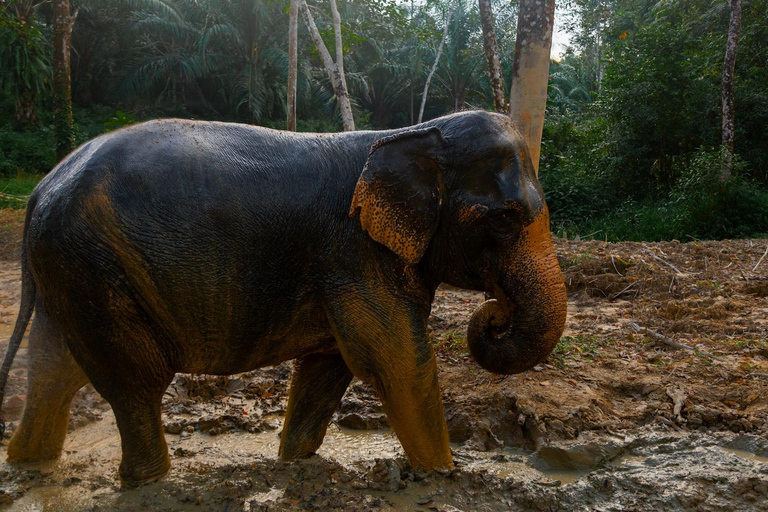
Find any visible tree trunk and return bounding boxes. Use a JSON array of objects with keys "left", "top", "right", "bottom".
[
  {"left": 287, "top": 0, "right": 298, "bottom": 131},
  {"left": 721, "top": 0, "right": 741, "bottom": 183},
  {"left": 508, "top": 0, "right": 555, "bottom": 175},
  {"left": 478, "top": 0, "right": 507, "bottom": 113},
  {"left": 418, "top": 0, "right": 457, "bottom": 124},
  {"left": 52, "top": 0, "right": 78, "bottom": 161},
  {"left": 299, "top": 0, "right": 355, "bottom": 131}
]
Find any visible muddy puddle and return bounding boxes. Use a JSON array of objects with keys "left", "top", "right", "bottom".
[{"left": 3, "top": 410, "right": 768, "bottom": 511}]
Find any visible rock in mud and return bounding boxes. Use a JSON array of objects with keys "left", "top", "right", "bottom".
[
  {"left": 335, "top": 381, "right": 389, "bottom": 430},
  {"left": 366, "top": 459, "right": 402, "bottom": 491},
  {"left": 335, "top": 397, "right": 388, "bottom": 430},
  {"left": 532, "top": 433, "right": 632, "bottom": 470}
]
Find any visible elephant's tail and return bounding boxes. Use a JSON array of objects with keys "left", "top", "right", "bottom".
[{"left": 0, "top": 203, "right": 37, "bottom": 439}]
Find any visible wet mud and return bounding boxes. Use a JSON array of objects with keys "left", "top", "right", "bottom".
[{"left": 1, "top": 236, "right": 768, "bottom": 510}]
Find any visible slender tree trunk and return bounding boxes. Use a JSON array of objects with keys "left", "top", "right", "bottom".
[
  {"left": 52, "top": 0, "right": 78, "bottom": 161},
  {"left": 287, "top": 0, "right": 298, "bottom": 131},
  {"left": 508, "top": 0, "right": 555, "bottom": 175},
  {"left": 478, "top": 0, "right": 507, "bottom": 113},
  {"left": 410, "top": 84, "right": 414, "bottom": 125},
  {"left": 418, "top": 0, "right": 457, "bottom": 123},
  {"left": 721, "top": 0, "right": 741, "bottom": 183},
  {"left": 328, "top": 0, "right": 354, "bottom": 131},
  {"left": 299, "top": 0, "right": 355, "bottom": 131}
]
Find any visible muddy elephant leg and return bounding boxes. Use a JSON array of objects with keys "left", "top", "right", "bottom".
[
  {"left": 74, "top": 328, "right": 175, "bottom": 487},
  {"left": 7, "top": 306, "right": 89, "bottom": 462},
  {"left": 109, "top": 388, "right": 172, "bottom": 487},
  {"left": 279, "top": 352, "right": 353, "bottom": 460},
  {"left": 326, "top": 292, "right": 452, "bottom": 470}
]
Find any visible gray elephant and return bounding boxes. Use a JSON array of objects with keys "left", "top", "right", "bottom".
[{"left": 0, "top": 110, "right": 567, "bottom": 486}]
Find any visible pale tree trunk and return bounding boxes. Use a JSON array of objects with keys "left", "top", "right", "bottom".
[
  {"left": 287, "top": 0, "right": 298, "bottom": 131},
  {"left": 418, "top": 0, "right": 457, "bottom": 124},
  {"left": 478, "top": 0, "right": 507, "bottom": 113},
  {"left": 508, "top": 0, "right": 555, "bottom": 176},
  {"left": 721, "top": 0, "right": 741, "bottom": 183},
  {"left": 53, "top": 0, "right": 78, "bottom": 161},
  {"left": 299, "top": 0, "right": 355, "bottom": 131}
]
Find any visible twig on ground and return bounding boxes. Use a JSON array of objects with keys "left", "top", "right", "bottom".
[
  {"left": 631, "top": 322, "right": 726, "bottom": 362},
  {"left": 611, "top": 281, "right": 636, "bottom": 300},
  {"left": 649, "top": 252, "right": 685, "bottom": 275},
  {"left": 753, "top": 245, "right": 768, "bottom": 272}
]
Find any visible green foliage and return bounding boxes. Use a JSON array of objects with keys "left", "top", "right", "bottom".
[
  {"left": 670, "top": 148, "right": 768, "bottom": 239},
  {"left": 545, "top": 147, "right": 768, "bottom": 241},
  {"left": 543, "top": 0, "right": 768, "bottom": 241},
  {"left": 103, "top": 109, "right": 138, "bottom": 131},
  {"left": 0, "top": 125, "right": 55, "bottom": 176}
]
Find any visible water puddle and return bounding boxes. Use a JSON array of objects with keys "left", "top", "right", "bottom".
[{"left": 720, "top": 447, "right": 768, "bottom": 464}]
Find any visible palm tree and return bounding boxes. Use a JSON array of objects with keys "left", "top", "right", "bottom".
[
  {"left": 434, "top": 0, "right": 485, "bottom": 113},
  {"left": 0, "top": 0, "right": 50, "bottom": 126},
  {"left": 548, "top": 57, "right": 592, "bottom": 112}
]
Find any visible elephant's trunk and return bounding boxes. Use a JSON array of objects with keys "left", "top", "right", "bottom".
[{"left": 467, "top": 209, "right": 567, "bottom": 375}]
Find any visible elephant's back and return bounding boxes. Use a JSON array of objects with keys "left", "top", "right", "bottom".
[{"left": 27, "top": 119, "right": 371, "bottom": 245}]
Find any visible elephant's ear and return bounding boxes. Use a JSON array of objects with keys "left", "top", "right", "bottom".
[{"left": 349, "top": 127, "right": 448, "bottom": 265}]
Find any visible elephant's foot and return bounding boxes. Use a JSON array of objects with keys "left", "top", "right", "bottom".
[
  {"left": 279, "top": 352, "right": 353, "bottom": 460},
  {"left": 7, "top": 407, "right": 71, "bottom": 463},
  {"left": 119, "top": 452, "right": 171, "bottom": 488},
  {"left": 114, "top": 405, "right": 172, "bottom": 487}
]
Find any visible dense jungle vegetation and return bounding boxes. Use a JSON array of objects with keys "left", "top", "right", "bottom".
[{"left": 0, "top": 0, "right": 767, "bottom": 240}]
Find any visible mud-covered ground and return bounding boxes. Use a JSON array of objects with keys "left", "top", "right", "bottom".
[{"left": 1, "top": 207, "right": 767, "bottom": 510}]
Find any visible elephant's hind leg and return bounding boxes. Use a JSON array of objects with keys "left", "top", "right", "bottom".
[
  {"left": 279, "top": 352, "right": 353, "bottom": 460},
  {"left": 109, "top": 384, "right": 172, "bottom": 487},
  {"left": 7, "top": 305, "right": 89, "bottom": 462}
]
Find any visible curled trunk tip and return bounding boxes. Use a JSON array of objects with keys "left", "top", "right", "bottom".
[{"left": 467, "top": 286, "right": 566, "bottom": 375}]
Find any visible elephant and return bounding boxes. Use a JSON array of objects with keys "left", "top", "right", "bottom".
[{"left": 0, "top": 110, "right": 567, "bottom": 486}]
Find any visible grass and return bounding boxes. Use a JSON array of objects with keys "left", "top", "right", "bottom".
[
  {"left": 432, "top": 331, "right": 468, "bottom": 357},
  {"left": 0, "top": 174, "right": 42, "bottom": 209},
  {"left": 549, "top": 335, "right": 601, "bottom": 368}
]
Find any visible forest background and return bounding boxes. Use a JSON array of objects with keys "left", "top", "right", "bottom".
[{"left": 0, "top": 0, "right": 766, "bottom": 241}]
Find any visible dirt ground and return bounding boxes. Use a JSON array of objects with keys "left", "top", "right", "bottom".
[{"left": 1, "top": 207, "right": 767, "bottom": 511}]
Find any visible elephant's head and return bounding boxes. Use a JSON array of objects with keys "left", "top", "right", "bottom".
[{"left": 349, "top": 111, "right": 567, "bottom": 375}]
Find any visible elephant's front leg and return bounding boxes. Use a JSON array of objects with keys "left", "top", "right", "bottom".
[
  {"left": 279, "top": 352, "right": 353, "bottom": 460},
  {"left": 326, "top": 291, "right": 453, "bottom": 470}
]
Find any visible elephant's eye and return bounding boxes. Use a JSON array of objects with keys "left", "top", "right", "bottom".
[{"left": 487, "top": 209, "right": 519, "bottom": 234}]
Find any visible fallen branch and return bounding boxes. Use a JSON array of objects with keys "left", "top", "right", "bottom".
[
  {"left": 631, "top": 322, "right": 726, "bottom": 362},
  {"left": 753, "top": 245, "right": 768, "bottom": 272},
  {"left": 649, "top": 252, "right": 684, "bottom": 275},
  {"left": 0, "top": 192, "right": 29, "bottom": 203}
]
